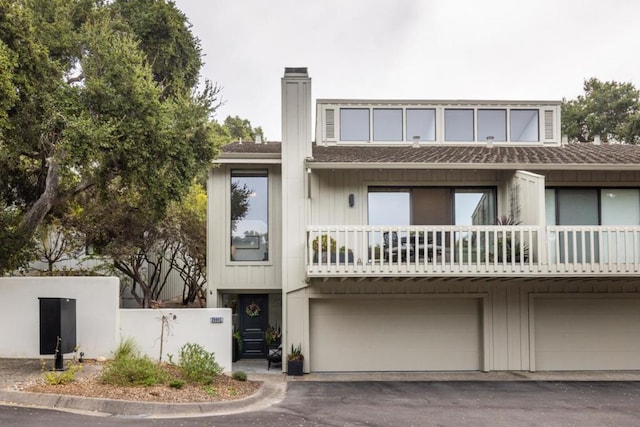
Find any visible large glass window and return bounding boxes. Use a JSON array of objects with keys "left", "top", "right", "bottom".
[
  {"left": 230, "top": 170, "right": 268, "bottom": 262},
  {"left": 477, "top": 109, "right": 506, "bottom": 142},
  {"left": 510, "top": 110, "right": 539, "bottom": 142},
  {"left": 445, "top": 109, "right": 474, "bottom": 141},
  {"left": 455, "top": 189, "right": 496, "bottom": 225},
  {"left": 601, "top": 189, "right": 640, "bottom": 225},
  {"left": 368, "top": 187, "right": 495, "bottom": 226},
  {"left": 373, "top": 109, "right": 402, "bottom": 141},
  {"left": 340, "top": 108, "right": 369, "bottom": 141},
  {"left": 406, "top": 109, "right": 436, "bottom": 141},
  {"left": 368, "top": 190, "right": 410, "bottom": 225}
]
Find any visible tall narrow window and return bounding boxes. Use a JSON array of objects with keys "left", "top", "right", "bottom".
[{"left": 230, "top": 170, "right": 268, "bottom": 262}]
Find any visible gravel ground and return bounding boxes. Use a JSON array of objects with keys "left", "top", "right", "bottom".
[{"left": 5, "top": 359, "right": 261, "bottom": 404}]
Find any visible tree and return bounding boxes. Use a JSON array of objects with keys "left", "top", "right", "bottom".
[
  {"left": 165, "top": 183, "right": 207, "bottom": 306},
  {"left": 224, "top": 115, "right": 266, "bottom": 142},
  {"left": 562, "top": 78, "right": 640, "bottom": 144},
  {"left": 33, "top": 216, "right": 85, "bottom": 273},
  {"left": 0, "top": 0, "right": 221, "bottom": 273}
]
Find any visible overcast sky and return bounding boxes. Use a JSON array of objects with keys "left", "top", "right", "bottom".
[{"left": 173, "top": 0, "right": 640, "bottom": 141}]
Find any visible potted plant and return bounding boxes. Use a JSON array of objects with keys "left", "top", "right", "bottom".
[
  {"left": 265, "top": 325, "right": 282, "bottom": 369},
  {"left": 287, "top": 344, "right": 304, "bottom": 376},
  {"left": 312, "top": 235, "right": 337, "bottom": 263},
  {"left": 232, "top": 327, "right": 242, "bottom": 362},
  {"left": 339, "top": 246, "right": 354, "bottom": 263},
  {"left": 265, "top": 324, "right": 282, "bottom": 347},
  {"left": 492, "top": 215, "right": 529, "bottom": 262}
]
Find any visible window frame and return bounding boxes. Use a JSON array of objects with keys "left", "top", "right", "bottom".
[{"left": 229, "top": 168, "right": 271, "bottom": 264}]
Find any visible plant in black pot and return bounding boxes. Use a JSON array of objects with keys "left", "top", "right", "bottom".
[
  {"left": 312, "top": 235, "right": 337, "bottom": 263},
  {"left": 492, "top": 215, "right": 529, "bottom": 263},
  {"left": 339, "top": 246, "right": 354, "bottom": 264},
  {"left": 232, "top": 327, "right": 242, "bottom": 362},
  {"left": 287, "top": 344, "right": 304, "bottom": 376},
  {"left": 265, "top": 325, "right": 282, "bottom": 369}
]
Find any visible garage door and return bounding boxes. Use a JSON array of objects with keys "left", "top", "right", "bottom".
[
  {"left": 534, "top": 296, "right": 640, "bottom": 370},
  {"left": 310, "top": 297, "right": 482, "bottom": 372}
]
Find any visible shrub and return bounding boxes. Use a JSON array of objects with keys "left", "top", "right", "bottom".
[
  {"left": 232, "top": 371, "right": 247, "bottom": 381},
  {"left": 113, "top": 337, "right": 137, "bottom": 360},
  {"left": 179, "top": 343, "right": 223, "bottom": 384},
  {"left": 42, "top": 363, "right": 82, "bottom": 385},
  {"left": 169, "top": 379, "right": 185, "bottom": 389},
  {"left": 100, "top": 341, "right": 167, "bottom": 387},
  {"left": 100, "top": 355, "right": 166, "bottom": 386}
]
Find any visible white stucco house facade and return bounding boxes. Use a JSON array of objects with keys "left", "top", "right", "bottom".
[{"left": 208, "top": 68, "right": 640, "bottom": 373}]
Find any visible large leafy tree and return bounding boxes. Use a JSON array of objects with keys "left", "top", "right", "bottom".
[
  {"left": 562, "top": 78, "right": 640, "bottom": 144},
  {"left": 0, "top": 0, "right": 221, "bottom": 273},
  {"left": 224, "top": 115, "right": 266, "bottom": 142}
]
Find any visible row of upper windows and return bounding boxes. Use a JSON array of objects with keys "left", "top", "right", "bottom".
[{"left": 324, "top": 107, "right": 551, "bottom": 143}]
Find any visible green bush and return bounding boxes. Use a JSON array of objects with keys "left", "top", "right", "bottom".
[
  {"left": 179, "top": 343, "right": 223, "bottom": 384},
  {"left": 169, "top": 379, "right": 185, "bottom": 389},
  {"left": 232, "top": 371, "right": 247, "bottom": 381},
  {"left": 100, "top": 355, "right": 166, "bottom": 386},
  {"left": 113, "top": 337, "right": 137, "bottom": 360},
  {"left": 42, "top": 363, "right": 82, "bottom": 385},
  {"left": 101, "top": 341, "right": 167, "bottom": 388}
]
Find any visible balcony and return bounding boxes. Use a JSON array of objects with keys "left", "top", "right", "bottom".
[{"left": 306, "top": 225, "right": 640, "bottom": 279}]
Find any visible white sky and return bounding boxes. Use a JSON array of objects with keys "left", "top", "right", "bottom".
[{"left": 174, "top": 0, "right": 640, "bottom": 141}]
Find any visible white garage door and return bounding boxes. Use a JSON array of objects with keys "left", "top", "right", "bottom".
[
  {"left": 310, "top": 297, "right": 482, "bottom": 372},
  {"left": 534, "top": 296, "right": 640, "bottom": 370}
]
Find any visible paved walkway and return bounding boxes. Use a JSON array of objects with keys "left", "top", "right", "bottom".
[{"left": 2, "top": 358, "right": 640, "bottom": 418}]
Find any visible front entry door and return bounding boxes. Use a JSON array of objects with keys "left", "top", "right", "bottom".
[{"left": 239, "top": 294, "right": 268, "bottom": 359}]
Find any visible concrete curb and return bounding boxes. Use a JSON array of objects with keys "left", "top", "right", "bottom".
[{"left": 0, "top": 381, "right": 287, "bottom": 418}]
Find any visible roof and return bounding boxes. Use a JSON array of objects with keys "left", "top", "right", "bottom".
[{"left": 220, "top": 142, "right": 640, "bottom": 170}]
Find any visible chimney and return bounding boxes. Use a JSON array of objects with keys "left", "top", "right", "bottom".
[
  {"left": 281, "top": 67, "right": 312, "bottom": 159},
  {"left": 593, "top": 134, "right": 601, "bottom": 145},
  {"left": 255, "top": 134, "right": 262, "bottom": 144}
]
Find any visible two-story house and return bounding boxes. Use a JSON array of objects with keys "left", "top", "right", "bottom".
[{"left": 208, "top": 68, "right": 640, "bottom": 373}]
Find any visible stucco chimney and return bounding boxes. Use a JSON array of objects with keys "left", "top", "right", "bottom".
[{"left": 593, "top": 134, "right": 601, "bottom": 145}]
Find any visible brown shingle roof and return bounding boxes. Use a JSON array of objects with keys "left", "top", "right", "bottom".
[
  {"left": 221, "top": 141, "right": 282, "bottom": 154},
  {"left": 310, "top": 143, "right": 640, "bottom": 167},
  {"left": 221, "top": 141, "right": 640, "bottom": 168}
]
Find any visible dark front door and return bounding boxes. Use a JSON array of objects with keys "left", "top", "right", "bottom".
[{"left": 239, "top": 294, "right": 268, "bottom": 359}]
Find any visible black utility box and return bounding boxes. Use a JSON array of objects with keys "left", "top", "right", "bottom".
[{"left": 39, "top": 298, "right": 77, "bottom": 355}]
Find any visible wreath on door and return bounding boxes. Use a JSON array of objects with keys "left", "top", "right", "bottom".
[{"left": 245, "top": 302, "right": 261, "bottom": 317}]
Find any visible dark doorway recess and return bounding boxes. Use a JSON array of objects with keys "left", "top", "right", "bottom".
[{"left": 238, "top": 294, "right": 268, "bottom": 359}]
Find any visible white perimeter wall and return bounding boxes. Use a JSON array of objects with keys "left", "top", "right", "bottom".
[
  {"left": 119, "top": 308, "right": 232, "bottom": 371},
  {"left": 0, "top": 278, "right": 232, "bottom": 372},
  {"left": 0, "top": 277, "right": 120, "bottom": 359}
]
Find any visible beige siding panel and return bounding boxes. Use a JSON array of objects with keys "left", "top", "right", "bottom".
[
  {"left": 534, "top": 296, "right": 640, "bottom": 370},
  {"left": 208, "top": 165, "right": 282, "bottom": 297},
  {"left": 310, "top": 297, "right": 482, "bottom": 372}
]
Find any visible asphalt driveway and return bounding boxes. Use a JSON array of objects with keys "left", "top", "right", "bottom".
[{"left": 2, "top": 381, "right": 640, "bottom": 426}]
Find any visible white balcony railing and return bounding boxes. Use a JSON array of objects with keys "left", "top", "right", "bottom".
[{"left": 306, "top": 225, "right": 640, "bottom": 277}]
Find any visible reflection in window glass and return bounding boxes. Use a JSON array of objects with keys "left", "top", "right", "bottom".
[
  {"left": 368, "top": 191, "right": 410, "bottom": 225},
  {"left": 601, "top": 189, "right": 640, "bottom": 225},
  {"left": 230, "top": 170, "right": 268, "bottom": 262},
  {"left": 510, "top": 110, "right": 539, "bottom": 142},
  {"left": 406, "top": 109, "right": 436, "bottom": 141},
  {"left": 454, "top": 189, "right": 495, "bottom": 225},
  {"left": 373, "top": 109, "right": 402, "bottom": 141},
  {"left": 477, "top": 109, "right": 506, "bottom": 142},
  {"left": 445, "top": 109, "right": 474, "bottom": 141},
  {"left": 557, "top": 189, "right": 598, "bottom": 225},
  {"left": 340, "top": 108, "right": 370, "bottom": 141}
]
